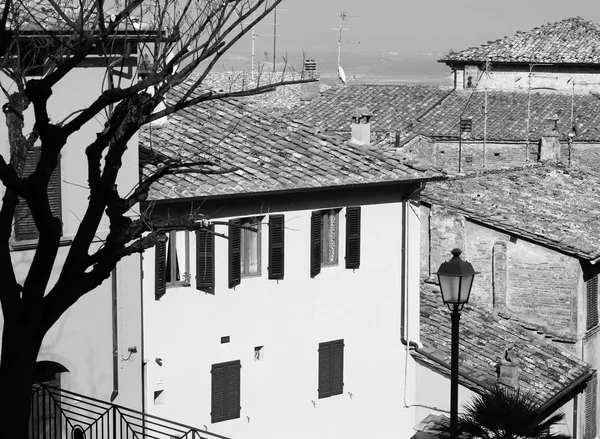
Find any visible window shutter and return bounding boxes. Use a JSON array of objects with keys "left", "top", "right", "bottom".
[
  {"left": 586, "top": 373, "right": 597, "bottom": 439},
  {"left": 14, "top": 148, "right": 61, "bottom": 240},
  {"left": 211, "top": 360, "right": 240, "bottom": 423},
  {"left": 310, "top": 211, "right": 322, "bottom": 278},
  {"left": 228, "top": 220, "right": 241, "bottom": 288},
  {"left": 226, "top": 361, "right": 241, "bottom": 420},
  {"left": 155, "top": 234, "right": 167, "bottom": 300},
  {"left": 268, "top": 214, "right": 285, "bottom": 280},
  {"left": 211, "top": 364, "right": 225, "bottom": 423},
  {"left": 330, "top": 340, "right": 344, "bottom": 396},
  {"left": 345, "top": 206, "right": 361, "bottom": 269},
  {"left": 318, "top": 342, "right": 331, "bottom": 398},
  {"left": 196, "top": 226, "right": 215, "bottom": 293},
  {"left": 587, "top": 275, "right": 599, "bottom": 330}
]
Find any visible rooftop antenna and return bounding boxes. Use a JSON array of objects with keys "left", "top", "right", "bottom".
[{"left": 333, "top": 11, "right": 350, "bottom": 77}]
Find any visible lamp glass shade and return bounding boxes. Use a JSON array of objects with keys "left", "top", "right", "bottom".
[{"left": 433, "top": 248, "right": 478, "bottom": 306}]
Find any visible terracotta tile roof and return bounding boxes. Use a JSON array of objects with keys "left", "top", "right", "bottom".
[
  {"left": 417, "top": 283, "right": 593, "bottom": 408},
  {"left": 440, "top": 17, "right": 600, "bottom": 65},
  {"left": 416, "top": 90, "right": 600, "bottom": 142},
  {"left": 139, "top": 80, "right": 444, "bottom": 201},
  {"left": 289, "top": 84, "right": 453, "bottom": 134},
  {"left": 421, "top": 164, "right": 600, "bottom": 261}
]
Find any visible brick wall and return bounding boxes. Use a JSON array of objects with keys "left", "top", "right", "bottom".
[{"left": 423, "top": 205, "right": 581, "bottom": 338}]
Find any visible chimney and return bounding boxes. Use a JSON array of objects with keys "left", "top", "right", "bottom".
[
  {"left": 350, "top": 107, "right": 373, "bottom": 146},
  {"left": 538, "top": 118, "right": 561, "bottom": 161},
  {"left": 300, "top": 59, "right": 320, "bottom": 101},
  {"left": 496, "top": 345, "right": 520, "bottom": 388}
]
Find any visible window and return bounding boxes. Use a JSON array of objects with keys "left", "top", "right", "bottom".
[
  {"left": 318, "top": 340, "right": 344, "bottom": 399},
  {"left": 268, "top": 214, "right": 285, "bottom": 280},
  {"left": 196, "top": 226, "right": 215, "bottom": 294},
  {"left": 14, "top": 147, "right": 62, "bottom": 241},
  {"left": 311, "top": 208, "right": 360, "bottom": 277},
  {"left": 211, "top": 360, "right": 241, "bottom": 423},
  {"left": 241, "top": 217, "right": 261, "bottom": 277},
  {"left": 155, "top": 231, "right": 190, "bottom": 300},
  {"left": 586, "top": 373, "right": 597, "bottom": 439},
  {"left": 229, "top": 217, "right": 262, "bottom": 288},
  {"left": 587, "top": 274, "right": 599, "bottom": 330}
]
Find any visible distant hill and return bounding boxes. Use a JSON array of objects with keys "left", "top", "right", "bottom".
[{"left": 215, "top": 50, "right": 452, "bottom": 86}]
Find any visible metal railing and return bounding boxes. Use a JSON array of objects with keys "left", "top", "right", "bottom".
[{"left": 30, "top": 384, "right": 231, "bottom": 439}]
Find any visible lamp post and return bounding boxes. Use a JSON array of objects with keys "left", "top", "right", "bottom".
[{"left": 434, "top": 248, "right": 479, "bottom": 439}]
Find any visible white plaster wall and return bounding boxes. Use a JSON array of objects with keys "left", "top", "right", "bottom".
[
  {"left": 0, "top": 65, "right": 143, "bottom": 408},
  {"left": 143, "top": 200, "right": 420, "bottom": 439}
]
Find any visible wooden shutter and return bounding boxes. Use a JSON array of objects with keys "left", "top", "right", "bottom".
[
  {"left": 211, "top": 360, "right": 241, "bottom": 423},
  {"left": 14, "top": 147, "right": 62, "bottom": 241},
  {"left": 318, "top": 342, "right": 331, "bottom": 398},
  {"left": 318, "top": 339, "right": 344, "bottom": 399},
  {"left": 586, "top": 373, "right": 597, "bottom": 439},
  {"left": 268, "top": 214, "right": 285, "bottom": 280},
  {"left": 587, "top": 275, "right": 599, "bottom": 330},
  {"left": 196, "top": 226, "right": 215, "bottom": 293},
  {"left": 228, "top": 220, "right": 241, "bottom": 289},
  {"left": 345, "top": 206, "right": 361, "bottom": 269},
  {"left": 155, "top": 234, "right": 167, "bottom": 300},
  {"left": 211, "top": 363, "right": 225, "bottom": 423},
  {"left": 226, "top": 361, "right": 241, "bottom": 420},
  {"left": 330, "top": 340, "right": 344, "bottom": 396},
  {"left": 310, "top": 211, "right": 322, "bottom": 278}
]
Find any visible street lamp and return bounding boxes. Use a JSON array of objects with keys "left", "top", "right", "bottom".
[{"left": 434, "top": 248, "right": 479, "bottom": 439}]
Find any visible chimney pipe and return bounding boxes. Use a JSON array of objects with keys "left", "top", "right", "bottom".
[
  {"left": 350, "top": 107, "right": 373, "bottom": 146},
  {"left": 300, "top": 59, "right": 320, "bottom": 101},
  {"left": 538, "top": 118, "right": 561, "bottom": 161}
]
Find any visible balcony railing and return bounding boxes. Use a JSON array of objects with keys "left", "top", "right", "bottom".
[{"left": 30, "top": 384, "right": 232, "bottom": 439}]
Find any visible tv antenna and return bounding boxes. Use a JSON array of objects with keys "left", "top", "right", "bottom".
[{"left": 333, "top": 11, "right": 350, "bottom": 75}]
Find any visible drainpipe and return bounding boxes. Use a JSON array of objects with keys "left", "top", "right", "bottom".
[{"left": 110, "top": 269, "right": 119, "bottom": 402}]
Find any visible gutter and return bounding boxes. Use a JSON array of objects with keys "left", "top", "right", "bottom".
[
  {"left": 110, "top": 269, "right": 119, "bottom": 402},
  {"left": 538, "top": 369, "right": 595, "bottom": 419}
]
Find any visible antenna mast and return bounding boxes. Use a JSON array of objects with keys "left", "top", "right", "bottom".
[{"left": 334, "top": 11, "right": 349, "bottom": 72}]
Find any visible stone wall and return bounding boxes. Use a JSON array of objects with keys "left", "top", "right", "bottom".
[
  {"left": 403, "top": 141, "right": 600, "bottom": 175},
  {"left": 456, "top": 65, "right": 600, "bottom": 93},
  {"left": 421, "top": 204, "right": 581, "bottom": 339}
]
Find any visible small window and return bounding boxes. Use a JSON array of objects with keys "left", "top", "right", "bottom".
[
  {"left": 587, "top": 274, "right": 599, "bottom": 330},
  {"left": 318, "top": 339, "right": 344, "bottom": 399},
  {"left": 321, "top": 210, "right": 339, "bottom": 266},
  {"left": 166, "top": 231, "right": 191, "bottom": 287},
  {"left": 211, "top": 360, "right": 241, "bottom": 423},
  {"left": 586, "top": 373, "right": 597, "bottom": 439},
  {"left": 241, "top": 217, "right": 261, "bottom": 277}
]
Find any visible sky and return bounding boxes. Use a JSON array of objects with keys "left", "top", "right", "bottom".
[{"left": 232, "top": 0, "right": 600, "bottom": 57}]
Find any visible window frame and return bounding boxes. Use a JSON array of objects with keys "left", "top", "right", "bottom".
[
  {"left": 320, "top": 209, "right": 339, "bottom": 267},
  {"left": 240, "top": 217, "right": 262, "bottom": 278},
  {"left": 165, "top": 230, "right": 191, "bottom": 288}
]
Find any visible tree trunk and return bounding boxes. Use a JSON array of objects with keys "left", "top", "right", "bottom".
[{"left": 0, "top": 307, "right": 45, "bottom": 439}]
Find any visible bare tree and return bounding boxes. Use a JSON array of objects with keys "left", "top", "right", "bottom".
[{"left": 0, "top": 0, "right": 309, "bottom": 436}]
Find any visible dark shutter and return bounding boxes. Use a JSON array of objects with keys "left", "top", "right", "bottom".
[
  {"left": 330, "top": 340, "right": 344, "bottom": 396},
  {"left": 211, "top": 364, "right": 225, "bottom": 423},
  {"left": 345, "top": 206, "right": 361, "bottom": 269},
  {"left": 268, "top": 214, "right": 285, "bottom": 280},
  {"left": 211, "top": 360, "right": 241, "bottom": 423},
  {"left": 14, "top": 147, "right": 61, "bottom": 240},
  {"left": 588, "top": 275, "right": 599, "bottom": 330},
  {"left": 226, "top": 361, "right": 241, "bottom": 420},
  {"left": 318, "top": 340, "right": 344, "bottom": 399},
  {"left": 155, "top": 234, "right": 167, "bottom": 300},
  {"left": 586, "top": 373, "right": 597, "bottom": 439},
  {"left": 318, "top": 342, "right": 331, "bottom": 398},
  {"left": 196, "top": 226, "right": 215, "bottom": 293},
  {"left": 310, "top": 211, "right": 322, "bottom": 278},
  {"left": 228, "top": 220, "right": 241, "bottom": 289}
]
